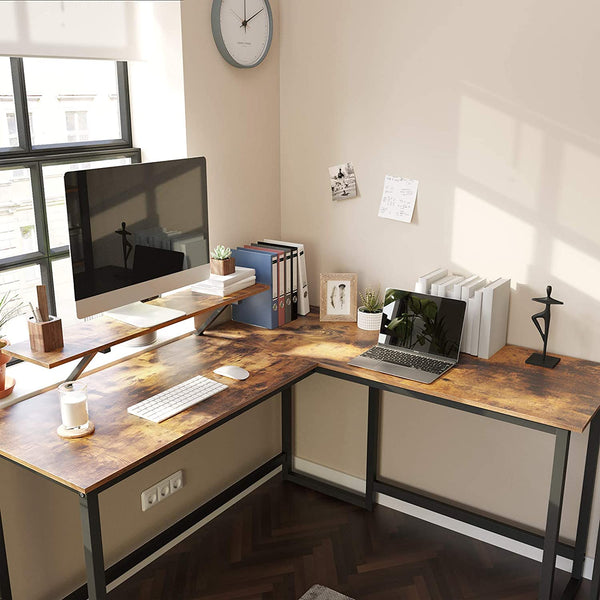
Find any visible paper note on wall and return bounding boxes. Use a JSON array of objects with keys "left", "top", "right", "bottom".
[{"left": 378, "top": 175, "right": 418, "bottom": 222}]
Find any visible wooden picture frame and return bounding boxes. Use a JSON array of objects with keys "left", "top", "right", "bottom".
[{"left": 319, "top": 273, "right": 357, "bottom": 322}]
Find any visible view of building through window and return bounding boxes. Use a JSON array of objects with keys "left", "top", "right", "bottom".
[{"left": 0, "top": 57, "right": 139, "bottom": 348}]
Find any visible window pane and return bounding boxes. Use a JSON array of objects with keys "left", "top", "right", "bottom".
[
  {"left": 52, "top": 257, "right": 77, "bottom": 327},
  {"left": 0, "top": 167, "right": 37, "bottom": 259},
  {"left": 0, "top": 264, "right": 41, "bottom": 345},
  {"left": 0, "top": 58, "right": 17, "bottom": 148},
  {"left": 42, "top": 156, "right": 133, "bottom": 249},
  {"left": 23, "top": 57, "right": 121, "bottom": 146}
]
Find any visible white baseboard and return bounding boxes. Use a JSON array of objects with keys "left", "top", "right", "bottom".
[{"left": 292, "top": 456, "right": 594, "bottom": 580}]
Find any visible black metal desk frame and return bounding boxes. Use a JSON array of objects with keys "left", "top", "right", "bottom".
[{"left": 282, "top": 367, "right": 600, "bottom": 600}]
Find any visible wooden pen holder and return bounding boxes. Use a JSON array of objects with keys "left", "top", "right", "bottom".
[{"left": 28, "top": 316, "right": 64, "bottom": 353}]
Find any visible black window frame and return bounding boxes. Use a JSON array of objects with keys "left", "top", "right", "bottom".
[{"left": 0, "top": 56, "right": 141, "bottom": 340}]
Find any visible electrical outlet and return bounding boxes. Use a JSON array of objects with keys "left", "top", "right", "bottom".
[
  {"left": 141, "top": 486, "right": 159, "bottom": 512},
  {"left": 141, "top": 470, "right": 184, "bottom": 511},
  {"left": 169, "top": 470, "right": 184, "bottom": 494},
  {"left": 157, "top": 476, "right": 171, "bottom": 501}
]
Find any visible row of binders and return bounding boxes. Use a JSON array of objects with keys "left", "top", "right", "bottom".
[
  {"left": 415, "top": 268, "right": 511, "bottom": 359},
  {"left": 231, "top": 240, "right": 310, "bottom": 329}
]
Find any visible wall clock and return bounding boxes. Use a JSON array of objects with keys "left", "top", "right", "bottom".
[{"left": 211, "top": 0, "right": 273, "bottom": 69}]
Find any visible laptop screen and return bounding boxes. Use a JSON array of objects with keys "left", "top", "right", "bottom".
[{"left": 378, "top": 289, "right": 466, "bottom": 360}]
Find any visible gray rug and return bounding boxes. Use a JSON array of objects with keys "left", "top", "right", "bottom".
[{"left": 299, "top": 585, "right": 355, "bottom": 600}]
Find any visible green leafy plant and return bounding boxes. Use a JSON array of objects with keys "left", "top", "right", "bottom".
[
  {"left": 359, "top": 287, "right": 383, "bottom": 313},
  {"left": 0, "top": 291, "right": 24, "bottom": 349},
  {"left": 210, "top": 245, "right": 232, "bottom": 260}
]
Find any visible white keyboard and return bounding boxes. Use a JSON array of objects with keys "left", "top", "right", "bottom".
[{"left": 127, "top": 375, "right": 228, "bottom": 423}]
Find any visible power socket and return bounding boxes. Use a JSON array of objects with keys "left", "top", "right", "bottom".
[{"left": 141, "top": 469, "right": 184, "bottom": 511}]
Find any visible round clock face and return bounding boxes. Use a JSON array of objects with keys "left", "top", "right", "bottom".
[{"left": 212, "top": 0, "right": 273, "bottom": 68}]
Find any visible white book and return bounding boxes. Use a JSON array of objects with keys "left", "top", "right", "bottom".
[
  {"left": 451, "top": 274, "right": 477, "bottom": 300},
  {"left": 464, "top": 289, "right": 484, "bottom": 356},
  {"left": 191, "top": 275, "right": 256, "bottom": 297},
  {"left": 263, "top": 239, "right": 310, "bottom": 315},
  {"left": 460, "top": 277, "right": 487, "bottom": 302},
  {"left": 205, "top": 267, "right": 256, "bottom": 288},
  {"left": 415, "top": 267, "right": 447, "bottom": 294},
  {"left": 478, "top": 278, "right": 511, "bottom": 359},
  {"left": 430, "top": 274, "right": 457, "bottom": 297},
  {"left": 437, "top": 275, "right": 464, "bottom": 298}
]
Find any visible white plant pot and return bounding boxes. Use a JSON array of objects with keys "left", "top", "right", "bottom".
[{"left": 357, "top": 308, "right": 383, "bottom": 331}]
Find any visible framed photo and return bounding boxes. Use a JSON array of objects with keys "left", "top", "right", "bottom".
[{"left": 320, "top": 273, "right": 357, "bottom": 322}]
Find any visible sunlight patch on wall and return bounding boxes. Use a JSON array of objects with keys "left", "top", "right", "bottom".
[
  {"left": 451, "top": 187, "right": 534, "bottom": 281},
  {"left": 557, "top": 142, "right": 600, "bottom": 246},
  {"left": 458, "top": 95, "right": 543, "bottom": 210},
  {"left": 552, "top": 239, "right": 600, "bottom": 300}
]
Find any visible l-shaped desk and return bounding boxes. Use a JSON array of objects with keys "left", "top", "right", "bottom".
[{"left": 1, "top": 299, "right": 600, "bottom": 600}]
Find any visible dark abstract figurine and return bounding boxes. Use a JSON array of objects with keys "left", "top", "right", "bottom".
[
  {"left": 525, "top": 285, "right": 563, "bottom": 368},
  {"left": 115, "top": 221, "right": 133, "bottom": 269}
]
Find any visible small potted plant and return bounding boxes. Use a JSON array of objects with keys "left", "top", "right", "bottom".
[
  {"left": 0, "top": 290, "right": 24, "bottom": 391},
  {"left": 210, "top": 245, "right": 235, "bottom": 276},
  {"left": 357, "top": 287, "right": 384, "bottom": 331}
]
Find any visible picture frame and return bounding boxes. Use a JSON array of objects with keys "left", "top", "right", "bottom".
[{"left": 319, "top": 273, "right": 357, "bottom": 322}]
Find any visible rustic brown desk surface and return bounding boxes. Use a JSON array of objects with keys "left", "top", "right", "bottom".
[
  {"left": 4, "top": 283, "right": 269, "bottom": 369},
  {"left": 0, "top": 313, "right": 599, "bottom": 495}
]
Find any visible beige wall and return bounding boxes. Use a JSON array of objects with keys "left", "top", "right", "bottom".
[
  {"left": 283, "top": 0, "right": 600, "bottom": 551},
  {"left": 181, "top": 0, "right": 281, "bottom": 248}
]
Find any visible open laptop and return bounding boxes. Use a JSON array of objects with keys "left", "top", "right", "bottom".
[{"left": 349, "top": 288, "right": 467, "bottom": 384}]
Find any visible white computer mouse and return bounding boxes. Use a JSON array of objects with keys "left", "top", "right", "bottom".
[{"left": 213, "top": 365, "right": 250, "bottom": 380}]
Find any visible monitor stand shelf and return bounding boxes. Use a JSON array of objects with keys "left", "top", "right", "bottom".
[{"left": 6, "top": 284, "right": 269, "bottom": 381}]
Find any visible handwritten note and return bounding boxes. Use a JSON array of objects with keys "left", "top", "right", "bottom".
[{"left": 378, "top": 175, "right": 418, "bottom": 223}]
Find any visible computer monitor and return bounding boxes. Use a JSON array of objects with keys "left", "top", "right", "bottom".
[{"left": 65, "top": 156, "right": 210, "bottom": 328}]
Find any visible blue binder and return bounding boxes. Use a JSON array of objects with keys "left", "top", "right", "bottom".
[{"left": 231, "top": 247, "right": 278, "bottom": 329}]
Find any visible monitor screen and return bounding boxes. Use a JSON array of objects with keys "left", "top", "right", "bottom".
[
  {"left": 378, "top": 289, "right": 466, "bottom": 360},
  {"left": 65, "top": 157, "right": 210, "bottom": 319}
]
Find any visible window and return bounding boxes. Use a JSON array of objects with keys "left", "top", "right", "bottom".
[{"left": 0, "top": 57, "right": 140, "bottom": 347}]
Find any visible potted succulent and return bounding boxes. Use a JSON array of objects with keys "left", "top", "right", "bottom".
[
  {"left": 0, "top": 290, "right": 24, "bottom": 391},
  {"left": 210, "top": 245, "right": 235, "bottom": 276},
  {"left": 357, "top": 287, "right": 384, "bottom": 330}
]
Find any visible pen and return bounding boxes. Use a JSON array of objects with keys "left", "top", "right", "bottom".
[{"left": 29, "top": 302, "right": 39, "bottom": 323}]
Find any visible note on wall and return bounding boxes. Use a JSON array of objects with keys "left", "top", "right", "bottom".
[{"left": 377, "top": 175, "right": 418, "bottom": 223}]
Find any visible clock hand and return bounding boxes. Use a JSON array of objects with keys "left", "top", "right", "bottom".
[
  {"left": 245, "top": 7, "right": 264, "bottom": 24},
  {"left": 242, "top": 0, "right": 247, "bottom": 31}
]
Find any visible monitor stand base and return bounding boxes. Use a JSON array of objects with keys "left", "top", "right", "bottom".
[{"left": 106, "top": 302, "right": 186, "bottom": 347}]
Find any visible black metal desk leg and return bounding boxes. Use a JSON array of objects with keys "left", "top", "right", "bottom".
[
  {"left": 282, "top": 387, "right": 292, "bottom": 479},
  {"left": 79, "top": 492, "right": 107, "bottom": 600},
  {"left": 539, "top": 429, "right": 570, "bottom": 600},
  {"left": 365, "top": 387, "right": 380, "bottom": 511},
  {"left": 572, "top": 415, "right": 600, "bottom": 581},
  {"left": 0, "top": 511, "right": 12, "bottom": 600}
]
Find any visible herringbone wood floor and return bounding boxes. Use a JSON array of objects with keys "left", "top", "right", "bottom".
[{"left": 107, "top": 475, "right": 589, "bottom": 600}]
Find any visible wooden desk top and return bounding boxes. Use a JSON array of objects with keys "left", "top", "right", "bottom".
[
  {"left": 0, "top": 312, "right": 599, "bottom": 494},
  {"left": 205, "top": 314, "right": 600, "bottom": 434},
  {"left": 5, "top": 284, "right": 269, "bottom": 369}
]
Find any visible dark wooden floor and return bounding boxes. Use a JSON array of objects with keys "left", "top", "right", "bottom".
[{"left": 107, "top": 474, "right": 590, "bottom": 600}]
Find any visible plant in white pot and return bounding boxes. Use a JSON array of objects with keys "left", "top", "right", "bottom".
[
  {"left": 210, "top": 245, "right": 235, "bottom": 276},
  {"left": 357, "top": 287, "right": 383, "bottom": 330},
  {"left": 0, "top": 291, "right": 24, "bottom": 392}
]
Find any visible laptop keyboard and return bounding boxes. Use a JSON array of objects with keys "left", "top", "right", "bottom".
[{"left": 361, "top": 346, "right": 451, "bottom": 375}]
